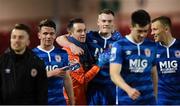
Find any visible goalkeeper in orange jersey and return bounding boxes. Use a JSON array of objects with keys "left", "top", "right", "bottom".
[{"left": 63, "top": 18, "right": 108, "bottom": 105}]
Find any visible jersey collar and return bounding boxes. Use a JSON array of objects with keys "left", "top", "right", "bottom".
[
  {"left": 159, "top": 38, "right": 176, "bottom": 48},
  {"left": 37, "top": 45, "right": 55, "bottom": 53},
  {"left": 126, "top": 35, "right": 144, "bottom": 45}
]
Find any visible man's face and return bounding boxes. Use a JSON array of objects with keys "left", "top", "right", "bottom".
[
  {"left": 71, "top": 23, "right": 86, "bottom": 43},
  {"left": 131, "top": 24, "right": 150, "bottom": 43},
  {"left": 38, "top": 26, "right": 56, "bottom": 47},
  {"left": 10, "top": 29, "right": 30, "bottom": 53},
  {"left": 97, "top": 13, "right": 114, "bottom": 35},
  {"left": 151, "top": 21, "right": 166, "bottom": 42}
]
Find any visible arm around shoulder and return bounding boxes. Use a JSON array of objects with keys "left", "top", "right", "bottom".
[
  {"left": 56, "top": 34, "right": 71, "bottom": 48},
  {"left": 56, "top": 35, "right": 84, "bottom": 55}
]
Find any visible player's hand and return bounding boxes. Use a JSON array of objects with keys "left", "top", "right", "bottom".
[
  {"left": 53, "top": 68, "right": 67, "bottom": 77},
  {"left": 127, "top": 88, "right": 141, "bottom": 100},
  {"left": 69, "top": 43, "right": 84, "bottom": 55}
]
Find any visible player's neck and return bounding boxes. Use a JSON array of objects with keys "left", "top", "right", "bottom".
[
  {"left": 161, "top": 34, "right": 174, "bottom": 47},
  {"left": 40, "top": 45, "right": 54, "bottom": 51},
  {"left": 99, "top": 31, "right": 111, "bottom": 38},
  {"left": 128, "top": 34, "right": 144, "bottom": 44}
]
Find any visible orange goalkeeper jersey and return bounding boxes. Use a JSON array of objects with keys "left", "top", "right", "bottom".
[{"left": 63, "top": 47, "right": 100, "bottom": 105}]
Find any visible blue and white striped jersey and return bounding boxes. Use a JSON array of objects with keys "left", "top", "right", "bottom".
[
  {"left": 156, "top": 39, "right": 180, "bottom": 105},
  {"left": 33, "top": 46, "right": 68, "bottom": 105},
  {"left": 110, "top": 36, "right": 156, "bottom": 105}
]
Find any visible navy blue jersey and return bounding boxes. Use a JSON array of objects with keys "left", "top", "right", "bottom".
[
  {"left": 86, "top": 31, "right": 123, "bottom": 105},
  {"left": 156, "top": 39, "right": 180, "bottom": 105},
  {"left": 33, "top": 46, "right": 68, "bottom": 105},
  {"left": 110, "top": 36, "right": 156, "bottom": 105},
  {"left": 86, "top": 31, "right": 123, "bottom": 84}
]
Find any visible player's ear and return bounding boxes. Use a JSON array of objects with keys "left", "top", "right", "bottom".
[
  {"left": 97, "top": 15, "right": 101, "bottom": 26},
  {"left": 97, "top": 19, "right": 100, "bottom": 27},
  {"left": 38, "top": 32, "right": 41, "bottom": 39},
  {"left": 129, "top": 24, "right": 133, "bottom": 30},
  {"left": 67, "top": 29, "right": 71, "bottom": 35},
  {"left": 67, "top": 27, "right": 73, "bottom": 35},
  {"left": 26, "top": 39, "right": 30, "bottom": 46},
  {"left": 165, "top": 26, "right": 170, "bottom": 32},
  {"left": 69, "top": 29, "right": 74, "bottom": 35}
]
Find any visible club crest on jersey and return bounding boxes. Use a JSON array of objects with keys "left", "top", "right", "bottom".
[
  {"left": 5, "top": 68, "right": 11, "bottom": 74},
  {"left": 93, "top": 40, "right": 98, "bottom": 43},
  {"left": 125, "top": 50, "right": 132, "bottom": 55},
  {"left": 144, "top": 48, "right": 151, "bottom": 57},
  {"left": 175, "top": 50, "right": 180, "bottom": 58},
  {"left": 31, "top": 68, "right": 37, "bottom": 77},
  {"left": 55, "top": 55, "right": 61, "bottom": 62}
]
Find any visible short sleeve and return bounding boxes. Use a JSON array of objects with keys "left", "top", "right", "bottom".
[{"left": 110, "top": 41, "right": 123, "bottom": 64}]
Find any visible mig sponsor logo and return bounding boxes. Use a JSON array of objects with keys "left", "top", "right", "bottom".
[
  {"left": 129, "top": 59, "right": 148, "bottom": 73},
  {"left": 94, "top": 48, "right": 103, "bottom": 57},
  {"left": 159, "top": 60, "right": 178, "bottom": 74},
  {"left": 46, "top": 65, "right": 58, "bottom": 71}
]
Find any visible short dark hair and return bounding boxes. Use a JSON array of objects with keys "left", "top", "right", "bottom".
[
  {"left": 38, "top": 19, "right": 56, "bottom": 31},
  {"left": 13, "top": 23, "right": 31, "bottom": 36},
  {"left": 99, "top": 8, "right": 115, "bottom": 16},
  {"left": 131, "top": 9, "right": 151, "bottom": 27},
  {"left": 67, "top": 18, "right": 85, "bottom": 31},
  {"left": 152, "top": 16, "right": 172, "bottom": 28}
]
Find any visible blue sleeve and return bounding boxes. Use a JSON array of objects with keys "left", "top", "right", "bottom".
[
  {"left": 110, "top": 41, "right": 123, "bottom": 64},
  {"left": 112, "top": 31, "right": 123, "bottom": 40},
  {"left": 63, "top": 52, "right": 69, "bottom": 66}
]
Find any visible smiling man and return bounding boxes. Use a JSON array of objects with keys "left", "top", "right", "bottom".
[
  {"left": 110, "top": 9, "right": 158, "bottom": 105},
  {"left": 62, "top": 18, "right": 103, "bottom": 105},
  {"left": 151, "top": 16, "right": 180, "bottom": 105},
  {"left": 56, "top": 9, "right": 123, "bottom": 105},
  {"left": 33, "top": 19, "right": 74, "bottom": 105}
]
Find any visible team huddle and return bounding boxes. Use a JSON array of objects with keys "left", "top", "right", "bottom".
[{"left": 0, "top": 9, "right": 179, "bottom": 105}]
